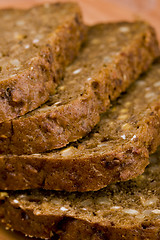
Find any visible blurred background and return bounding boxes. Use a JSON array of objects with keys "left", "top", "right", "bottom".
[
  {"left": 0, "top": 0, "right": 160, "bottom": 239},
  {"left": 0, "top": 0, "right": 159, "bottom": 40}
]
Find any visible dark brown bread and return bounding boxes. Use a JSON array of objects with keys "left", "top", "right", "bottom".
[
  {"left": 0, "top": 21, "right": 159, "bottom": 154},
  {"left": 0, "top": 2, "right": 86, "bottom": 123},
  {"left": 1, "top": 60, "right": 160, "bottom": 191},
  {"left": 0, "top": 151, "right": 160, "bottom": 240}
]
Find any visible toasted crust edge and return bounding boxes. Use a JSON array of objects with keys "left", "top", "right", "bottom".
[
  {"left": 0, "top": 3, "right": 87, "bottom": 123},
  {"left": 0, "top": 22, "right": 159, "bottom": 155},
  {"left": 0, "top": 194, "right": 160, "bottom": 239},
  {"left": 0, "top": 104, "right": 160, "bottom": 191}
]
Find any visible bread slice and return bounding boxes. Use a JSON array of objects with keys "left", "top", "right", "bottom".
[
  {"left": 0, "top": 21, "right": 159, "bottom": 155},
  {"left": 0, "top": 2, "right": 86, "bottom": 123},
  {"left": 0, "top": 151, "right": 160, "bottom": 240},
  {"left": 1, "top": 60, "right": 160, "bottom": 191}
]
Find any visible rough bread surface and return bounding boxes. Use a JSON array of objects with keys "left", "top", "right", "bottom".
[
  {"left": 1, "top": 60, "right": 160, "bottom": 191},
  {"left": 0, "top": 21, "right": 159, "bottom": 154},
  {"left": 0, "top": 151, "right": 160, "bottom": 239},
  {"left": 0, "top": 2, "right": 86, "bottom": 122}
]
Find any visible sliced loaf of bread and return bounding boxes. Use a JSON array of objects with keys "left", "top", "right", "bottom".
[
  {"left": 0, "top": 2, "right": 86, "bottom": 122},
  {"left": 0, "top": 151, "right": 160, "bottom": 239},
  {"left": 0, "top": 21, "right": 159, "bottom": 154},
  {"left": 1, "top": 60, "right": 160, "bottom": 191}
]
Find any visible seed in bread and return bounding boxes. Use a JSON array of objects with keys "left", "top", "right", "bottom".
[
  {"left": 0, "top": 3, "right": 86, "bottom": 122},
  {"left": 0, "top": 21, "right": 159, "bottom": 154},
  {"left": 1, "top": 60, "right": 160, "bottom": 191},
  {"left": 0, "top": 151, "right": 160, "bottom": 239}
]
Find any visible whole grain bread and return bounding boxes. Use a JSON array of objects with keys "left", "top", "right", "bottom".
[
  {"left": 0, "top": 21, "right": 159, "bottom": 154},
  {"left": 1, "top": 60, "right": 160, "bottom": 191},
  {"left": 0, "top": 2, "right": 86, "bottom": 123},
  {"left": 0, "top": 151, "right": 160, "bottom": 240}
]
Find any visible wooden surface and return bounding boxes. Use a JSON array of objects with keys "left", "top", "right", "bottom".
[{"left": 0, "top": 0, "right": 160, "bottom": 239}]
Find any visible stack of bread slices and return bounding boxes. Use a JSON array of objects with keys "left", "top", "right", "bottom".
[{"left": 0, "top": 2, "right": 160, "bottom": 240}]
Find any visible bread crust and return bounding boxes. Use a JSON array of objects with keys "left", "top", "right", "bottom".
[
  {"left": 0, "top": 151, "right": 160, "bottom": 239},
  {"left": 1, "top": 61, "right": 160, "bottom": 191},
  {"left": 0, "top": 3, "right": 86, "bottom": 123},
  {"left": 0, "top": 21, "right": 159, "bottom": 154}
]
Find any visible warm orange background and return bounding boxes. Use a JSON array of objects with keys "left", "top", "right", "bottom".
[
  {"left": 0, "top": 0, "right": 160, "bottom": 41},
  {"left": 0, "top": 0, "right": 160, "bottom": 239}
]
